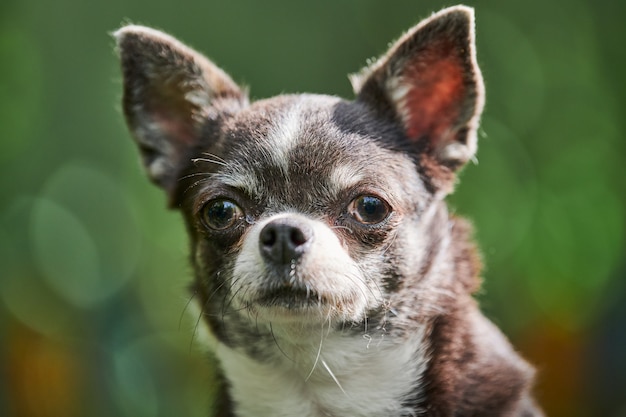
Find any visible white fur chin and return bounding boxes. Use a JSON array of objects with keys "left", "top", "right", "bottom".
[{"left": 216, "top": 330, "right": 428, "bottom": 417}]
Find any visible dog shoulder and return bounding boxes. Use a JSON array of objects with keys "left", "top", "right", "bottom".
[{"left": 424, "top": 302, "right": 541, "bottom": 416}]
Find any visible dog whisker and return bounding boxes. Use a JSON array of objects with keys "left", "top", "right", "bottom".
[
  {"left": 269, "top": 322, "right": 295, "bottom": 363},
  {"left": 381, "top": 228, "right": 400, "bottom": 255},
  {"left": 190, "top": 295, "right": 210, "bottom": 352},
  {"left": 201, "top": 152, "right": 228, "bottom": 164},
  {"left": 181, "top": 178, "right": 211, "bottom": 197},
  {"left": 192, "top": 157, "right": 228, "bottom": 167},
  {"left": 179, "top": 290, "right": 198, "bottom": 331},
  {"left": 178, "top": 171, "right": 214, "bottom": 182},
  {"left": 331, "top": 225, "right": 354, "bottom": 234},
  {"left": 305, "top": 318, "right": 326, "bottom": 382},
  {"left": 321, "top": 359, "right": 348, "bottom": 397},
  {"left": 222, "top": 280, "right": 245, "bottom": 317}
]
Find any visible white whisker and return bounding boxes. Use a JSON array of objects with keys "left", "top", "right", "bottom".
[
  {"left": 305, "top": 320, "right": 326, "bottom": 382},
  {"left": 192, "top": 157, "right": 228, "bottom": 167},
  {"left": 321, "top": 359, "right": 348, "bottom": 397}
]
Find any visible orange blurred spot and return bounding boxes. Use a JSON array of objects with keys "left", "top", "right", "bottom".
[
  {"left": 517, "top": 319, "right": 591, "bottom": 417},
  {"left": 5, "top": 323, "right": 83, "bottom": 417}
]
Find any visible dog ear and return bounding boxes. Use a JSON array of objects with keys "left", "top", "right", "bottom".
[
  {"left": 351, "top": 6, "right": 484, "bottom": 191},
  {"left": 114, "top": 25, "right": 248, "bottom": 205}
]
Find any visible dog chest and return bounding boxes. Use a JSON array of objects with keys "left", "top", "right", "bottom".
[{"left": 215, "top": 331, "right": 428, "bottom": 417}]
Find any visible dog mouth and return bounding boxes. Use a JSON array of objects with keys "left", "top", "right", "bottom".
[{"left": 254, "top": 285, "right": 327, "bottom": 310}]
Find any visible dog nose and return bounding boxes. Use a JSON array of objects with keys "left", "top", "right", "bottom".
[{"left": 259, "top": 219, "right": 312, "bottom": 265}]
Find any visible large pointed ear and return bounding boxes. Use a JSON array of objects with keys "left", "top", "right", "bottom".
[
  {"left": 351, "top": 6, "right": 484, "bottom": 190},
  {"left": 114, "top": 25, "right": 248, "bottom": 205}
]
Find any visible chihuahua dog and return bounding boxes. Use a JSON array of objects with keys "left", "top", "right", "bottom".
[{"left": 115, "top": 6, "right": 542, "bottom": 417}]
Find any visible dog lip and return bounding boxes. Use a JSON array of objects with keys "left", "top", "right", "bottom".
[{"left": 254, "top": 285, "right": 324, "bottom": 309}]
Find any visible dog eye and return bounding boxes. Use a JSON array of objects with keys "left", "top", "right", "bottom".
[
  {"left": 347, "top": 195, "right": 391, "bottom": 225},
  {"left": 201, "top": 199, "right": 244, "bottom": 230}
]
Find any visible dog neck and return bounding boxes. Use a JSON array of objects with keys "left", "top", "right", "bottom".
[{"left": 214, "top": 323, "right": 428, "bottom": 417}]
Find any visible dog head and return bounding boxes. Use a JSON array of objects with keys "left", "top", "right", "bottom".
[{"left": 115, "top": 6, "right": 483, "bottom": 339}]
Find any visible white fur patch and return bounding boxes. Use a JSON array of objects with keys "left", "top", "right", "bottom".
[
  {"left": 328, "top": 164, "right": 365, "bottom": 196},
  {"left": 265, "top": 100, "right": 305, "bottom": 175},
  {"left": 212, "top": 164, "right": 263, "bottom": 198},
  {"left": 385, "top": 75, "right": 413, "bottom": 128},
  {"left": 216, "top": 330, "right": 428, "bottom": 417}
]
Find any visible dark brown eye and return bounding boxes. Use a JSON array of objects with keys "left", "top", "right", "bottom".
[
  {"left": 201, "top": 199, "right": 244, "bottom": 230},
  {"left": 347, "top": 195, "right": 391, "bottom": 225}
]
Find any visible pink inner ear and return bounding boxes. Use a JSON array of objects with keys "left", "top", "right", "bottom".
[
  {"left": 401, "top": 43, "right": 465, "bottom": 143},
  {"left": 148, "top": 81, "right": 200, "bottom": 146},
  {"left": 154, "top": 111, "right": 196, "bottom": 145}
]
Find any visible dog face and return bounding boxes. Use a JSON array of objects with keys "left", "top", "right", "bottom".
[
  {"left": 115, "top": 6, "right": 483, "bottom": 340},
  {"left": 184, "top": 95, "right": 433, "bottom": 328}
]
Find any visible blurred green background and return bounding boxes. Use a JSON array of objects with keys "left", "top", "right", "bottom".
[{"left": 1, "top": 0, "right": 624, "bottom": 416}]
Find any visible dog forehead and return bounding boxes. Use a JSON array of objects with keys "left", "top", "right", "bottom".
[
  {"left": 215, "top": 94, "right": 422, "bottom": 204},
  {"left": 229, "top": 95, "right": 334, "bottom": 171}
]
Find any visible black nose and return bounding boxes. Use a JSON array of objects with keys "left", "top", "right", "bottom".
[{"left": 259, "top": 219, "right": 312, "bottom": 265}]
